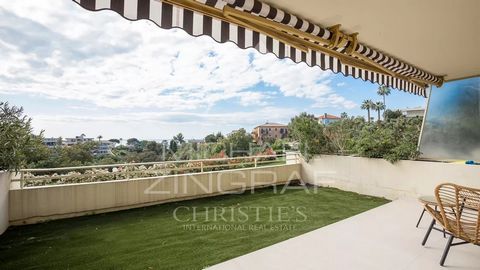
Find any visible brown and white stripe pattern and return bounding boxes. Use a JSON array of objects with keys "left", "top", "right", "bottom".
[
  {"left": 74, "top": 0, "right": 432, "bottom": 97},
  {"left": 225, "top": 0, "right": 442, "bottom": 89}
]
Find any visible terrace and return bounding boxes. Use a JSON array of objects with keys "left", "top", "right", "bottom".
[
  {"left": 209, "top": 199, "right": 480, "bottom": 270},
  {"left": 1, "top": 0, "right": 479, "bottom": 269},
  {"left": 1, "top": 153, "right": 480, "bottom": 269}
]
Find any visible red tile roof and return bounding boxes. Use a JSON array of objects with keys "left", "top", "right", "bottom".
[
  {"left": 255, "top": 122, "right": 288, "bottom": 128},
  {"left": 317, "top": 114, "right": 341, "bottom": 119}
]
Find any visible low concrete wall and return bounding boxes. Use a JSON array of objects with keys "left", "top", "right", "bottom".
[
  {"left": 0, "top": 171, "right": 12, "bottom": 234},
  {"left": 10, "top": 164, "right": 301, "bottom": 225},
  {"left": 301, "top": 155, "right": 480, "bottom": 200}
]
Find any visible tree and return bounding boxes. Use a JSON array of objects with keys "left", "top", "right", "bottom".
[
  {"left": 377, "top": 85, "right": 391, "bottom": 110},
  {"left": 204, "top": 133, "right": 217, "bottom": 143},
  {"left": 324, "top": 117, "right": 364, "bottom": 154},
  {"left": 374, "top": 101, "right": 386, "bottom": 121},
  {"left": 340, "top": 112, "right": 348, "bottom": 119},
  {"left": 288, "top": 112, "right": 331, "bottom": 161},
  {"left": 145, "top": 141, "right": 159, "bottom": 153},
  {"left": 169, "top": 139, "right": 178, "bottom": 153},
  {"left": 59, "top": 141, "right": 97, "bottom": 166},
  {"left": 127, "top": 138, "right": 140, "bottom": 146},
  {"left": 97, "top": 135, "right": 103, "bottom": 142},
  {"left": 175, "top": 143, "right": 197, "bottom": 160},
  {"left": 384, "top": 109, "right": 403, "bottom": 120},
  {"left": 0, "top": 102, "right": 46, "bottom": 172},
  {"left": 215, "top": 132, "right": 224, "bottom": 141},
  {"left": 361, "top": 100, "right": 374, "bottom": 122},
  {"left": 353, "top": 117, "right": 421, "bottom": 162},
  {"left": 205, "top": 132, "right": 224, "bottom": 143},
  {"left": 271, "top": 139, "right": 290, "bottom": 155},
  {"left": 174, "top": 133, "right": 185, "bottom": 145},
  {"left": 108, "top": 139, "right": 120, "bottom": 144},
  {"left": 222, "top": 128, "right": 253, "bottom": 157},
  {"left": 56, "top": 137, "right": 63, "bottom": 146}
]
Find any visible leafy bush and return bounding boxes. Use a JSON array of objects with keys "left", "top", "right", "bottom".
[
  {"left": 345, "top": 117, "right": 422, "bottom": 162},
  {"left": 288, "top": 112, "right": 422, "bottom": 163},
  {"left": 324, "top": 116, "right": 365, "bottom": 154},
  {"left": 288, "top": 113, "right": 331, "bottom": 161},
  {"left": 0, "top": 102, "right": 46, "bottom": 172},
  {"left": 222, "top": 128, "right": 253, "bottom": 157},
  {"left": 384, "top": 109, "right": 403, "bottom": 120}
]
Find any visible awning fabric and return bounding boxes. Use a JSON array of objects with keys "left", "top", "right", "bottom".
[{"left": 74, "top": 0, "right": 444, "bottom": 97}]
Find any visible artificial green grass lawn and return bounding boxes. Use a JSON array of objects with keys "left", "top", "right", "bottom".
[{"left": 0, "top": 186, "right": 388, "bottom": 270}]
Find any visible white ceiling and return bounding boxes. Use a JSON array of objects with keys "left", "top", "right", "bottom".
[{"left": 265, "top": 0, "right": 480, "bottom": 81}]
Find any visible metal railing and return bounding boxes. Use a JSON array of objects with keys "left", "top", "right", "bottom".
[{"left": 13, "top": 153, "right": 300, "bottom": 188}]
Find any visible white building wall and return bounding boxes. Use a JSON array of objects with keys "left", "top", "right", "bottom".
[
  {"left": 0, "top": 172, "right": 12, "bottom": 234},
  {"left": 301, "top": 155, "right": 480, "bottom": 200}
]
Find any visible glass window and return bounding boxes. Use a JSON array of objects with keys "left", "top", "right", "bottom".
[{"left": 419, "top": 77, "right": 480, "bottom": 160}]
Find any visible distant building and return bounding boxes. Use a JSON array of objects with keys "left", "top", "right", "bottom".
[
  {"left": 317, "top": 113, "right": 341, "bottom": 125},
  {"left": 43, "top": 137, "right": 61, "bottom": 148},
  {"left": 64, "top": 134, "right": 94, "bottom": 146},
  {"left": 43, "top": 134, "right": 115, "bottom": 155},
  {"left": 252, "top": 122, "right": 288, "bottom": 145},
  {"left": 94, "top": 140, "right": 116, "bottom": 156},
  {"left": 401, "top": 107, "right": 425, "bottom": 118}
]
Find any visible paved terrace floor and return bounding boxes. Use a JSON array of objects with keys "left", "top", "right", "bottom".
[{"left": 208, "top": 199, "right": 480, "bottom": 270}]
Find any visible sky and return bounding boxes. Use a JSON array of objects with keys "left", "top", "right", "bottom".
[{"left": 0, "top": 0, "right": 426, "bottom": 140}]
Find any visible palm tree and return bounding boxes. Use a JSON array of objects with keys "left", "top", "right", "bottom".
[
  {"left": 377, "top": 85, "right": 391, "bottom": 112},
  {"left": 97, "top": 135, "right": 103, "bottom": 142},
  {"left": 361, "top": 99, "right": 374, "bottom": 122},
  {"left": 374, "top": 101, "right": 386, "bottom": 121},
  {"left": 340, "top": 112, "right": 348, "bottom": 119},
  {"left": 174, "top": 133, "right": 185, "bottom": 144}
]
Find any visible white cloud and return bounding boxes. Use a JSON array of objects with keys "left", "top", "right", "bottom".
[
  {"left": 336, "top": 82, "right": 346, "bottom": 87},
  {"left": 312, "top": 94, "right": 357, "bottom": 109},
  {"left": 238, "top": 91, "right": 270, "bottom": 106},
  {"left": 35, "top": 106, "right": 294, "bottom": 125},
  {"left": 0, "top": 1, "right": 356, "bottom": 111},
  {"left": 33, "top": 107, "right": 297, "bottom": 139}
]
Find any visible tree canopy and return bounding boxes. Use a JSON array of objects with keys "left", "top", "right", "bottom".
[
  {"left": 288, "top": 112, "right": 422, "bottom": 163},
  {"left": 288, "top": 113, "right": 330, "bottom": 161},
  {"left": 223, "top": 128, "right": 253, "bottom": 157},
  {"left": 0, "top": 102, "right": 46, "bottom": 172}
]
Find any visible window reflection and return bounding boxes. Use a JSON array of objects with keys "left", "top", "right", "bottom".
[{"left": 419, "top": 77, "right": 480, "bottom": 160}]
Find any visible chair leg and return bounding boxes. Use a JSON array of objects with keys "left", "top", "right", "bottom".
[
  {"left": 416, "top": 208, "right": 426, "bottom": 228},
  {"left": 422, "top": 219, "right": 435, "bottom": 246},
  {"left": 440, "top": 235, "right": 454, "bottom": 266}
]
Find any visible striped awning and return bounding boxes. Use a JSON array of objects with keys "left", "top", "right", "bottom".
[{"left": 74, "top": 0, "right": 444, "bottom": 97}]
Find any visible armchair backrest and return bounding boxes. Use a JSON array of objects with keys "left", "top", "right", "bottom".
[{"left": 435, "top": 183, "right": 480, "bottom": 244}]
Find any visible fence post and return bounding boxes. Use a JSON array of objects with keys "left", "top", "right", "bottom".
[
  {"left": 20, "top": 171, "right": 24, "bottom": 189},
  {"left": 126, "top": 165, "right": 130, "bottom": 180},
  {"left": 254, "top": 157, "right": 257, "bottom": 168},
  {"left": 200, "top": 161, "right": 204, "bottom": 173}
]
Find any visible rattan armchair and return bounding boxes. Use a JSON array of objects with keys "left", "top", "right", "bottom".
[{"left": 423, "top": 183, "right": 480, "bottom": 266}]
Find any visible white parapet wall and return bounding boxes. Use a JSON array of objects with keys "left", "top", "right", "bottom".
[
  {"left": 9, "top": 164, "right": 301, "bottom": 225},
  {"left": 301, "top": 155, "right": 480, "bottom": 200},
  {"left": 0, "top": 171, "right": 12, "bottom": 234}
]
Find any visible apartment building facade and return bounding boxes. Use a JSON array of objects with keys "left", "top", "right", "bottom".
[
  {"left": 401, "top": 107, "right": 425, "bottom": 118},
  {"left": 252, "top": 122, "right": 288, "bottom": 145},
  {"left": 317, "top": 113, "right": 341, "bottom": 125}
]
